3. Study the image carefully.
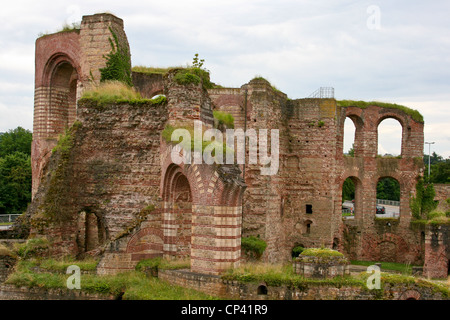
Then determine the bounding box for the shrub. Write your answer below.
[241,236,267,259]
[213,110,234,129]
[300,248,344,258]
[291,246,304,258]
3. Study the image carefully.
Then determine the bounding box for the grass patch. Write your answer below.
[135,257,190,272]
[132,65,176,75]
[350,260,419,274]
[80,81,166,107]
[13,238,49,259]
[6,259,217,300]
[337,100,424,123]
[300,248,344,258]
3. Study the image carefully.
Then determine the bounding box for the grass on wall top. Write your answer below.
[337,100,424,123]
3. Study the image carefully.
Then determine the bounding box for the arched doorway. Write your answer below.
[342,176,362,220]
[162,164,193,258]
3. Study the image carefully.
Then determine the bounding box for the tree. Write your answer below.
[377,178,400,201]
[0,151,32,215]
[0,126,33,216]
[0,127,32,158]
[342,178,355,202]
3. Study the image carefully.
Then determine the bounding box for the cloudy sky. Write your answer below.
[0,0,449,158]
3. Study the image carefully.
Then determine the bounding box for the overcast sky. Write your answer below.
[0,0,449,158]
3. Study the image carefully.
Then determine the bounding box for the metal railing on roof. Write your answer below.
[308,87,335,99]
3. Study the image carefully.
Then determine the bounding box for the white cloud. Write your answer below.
[0,0,449,158]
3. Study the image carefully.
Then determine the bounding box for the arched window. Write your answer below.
[376,177,400,219]
[342,176,362,220]
[343,117,356,156]
[377,118,402,157]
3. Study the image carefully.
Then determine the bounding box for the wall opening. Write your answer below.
[163,165,193,259]
[376,177,400,219]
[257,285,268,295]
[377,118,402,157]
[342,176,361,220]
[49,61,79,136]
[306,204,313,214]
[343,117,356,156]
[76,210,106,254]
[305,220,312,234]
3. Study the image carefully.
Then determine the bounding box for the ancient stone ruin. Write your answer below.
[3,12,448,279]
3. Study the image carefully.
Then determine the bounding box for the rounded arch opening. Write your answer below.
[343,117,356,156]
[376,177,400,219]
[342,176,362,220]
[48,59,79,136]
[377,118,403,157]
[162,164,193,259]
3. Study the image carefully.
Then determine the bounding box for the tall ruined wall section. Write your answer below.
[336,106,425,264]
[29,99,168,257]
[32,13,130,197]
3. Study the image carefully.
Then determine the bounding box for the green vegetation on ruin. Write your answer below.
[241,236,267,259]
[132,65,179,75]
[161,124,232,158]
[337,100,424,123]
[222,261,450,298]
[79,81,167,107]
[350,260,418,274]
[6,259,216,300]
[135,257,191,272]
[300,248,344,258]
[213,110,234,128]
[100,27,132,86]
[38,22,81,38]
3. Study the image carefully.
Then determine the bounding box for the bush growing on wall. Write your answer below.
[241,236,267,259]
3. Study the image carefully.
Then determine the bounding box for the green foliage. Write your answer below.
[192,53,204,68]
[0,151,32,215]
[350,260,416,274]
[14,238,49,259]
[342,177,355,202]
[6,260,215,300]
[0,127,32,157]
[100,27,132,86]
[410,177,438,220]
[377,177,400,201]
[291,246,305,258]
[173,67,214,89]
[300,248,344,258]
[241,236,267,259]
[424,153,450,184]
[337,100,424,123]
[213,110,234,129]
[80,81,166,108]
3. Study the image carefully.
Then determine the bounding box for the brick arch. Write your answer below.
[399,289,421,300]
[42,53,82,88]
[160,141,245,274]
[126,227,164,262]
